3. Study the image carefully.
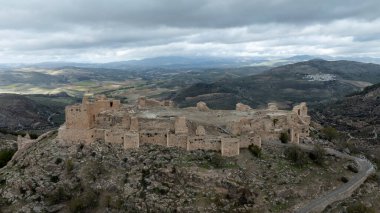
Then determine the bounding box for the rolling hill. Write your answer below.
[173,60,380,109]
[0,93,78,131]
[311,82,380,138]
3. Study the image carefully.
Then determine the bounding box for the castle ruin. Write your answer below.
[58,95,310,156]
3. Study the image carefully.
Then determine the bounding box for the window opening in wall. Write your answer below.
[298,109,301,115]
[110,101,113,107]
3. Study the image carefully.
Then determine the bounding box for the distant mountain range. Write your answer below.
[2,55,380,69]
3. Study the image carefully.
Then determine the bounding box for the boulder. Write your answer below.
[236,103,251,111]
[196,102,209,111]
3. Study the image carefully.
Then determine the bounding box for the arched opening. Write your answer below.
[110,101,113,107]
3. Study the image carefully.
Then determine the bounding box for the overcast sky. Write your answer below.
[1,0,380,63]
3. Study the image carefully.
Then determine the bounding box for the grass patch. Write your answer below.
[199,154,238,169]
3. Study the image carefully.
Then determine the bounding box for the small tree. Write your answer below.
[280,132,289,143]
[309,144,326,166]
[284,145,308,167]
[248,144,262,158]
[321,126,339,141]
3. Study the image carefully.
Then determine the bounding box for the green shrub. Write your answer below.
[248,144,262,158]
[47,186,71,205]
[321,126,339,141]
[279,132,289,143]
[209,154,227,169]
[284,146,308,167]
[50,175,59,183]
[309,144,326,165]
[69,188,98,213]
[66,159,74,173]
[347,202,376,213]
[29,133,39,139]
[55,158,63,165]
[0,149,16,168]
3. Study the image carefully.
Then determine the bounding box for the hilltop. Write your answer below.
[0,133,358,212]
[173,60,380,109]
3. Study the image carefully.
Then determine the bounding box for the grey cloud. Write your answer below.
[0,0,380,62]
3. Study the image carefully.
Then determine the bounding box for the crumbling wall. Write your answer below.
[65,105,90,129]
[167,133,188,149]
[196,101,209,111]
[139,118,173,131]
[267,103,278,111]
[65,96,121,130]
[175,117,188,134]
[187,136,221,151]
[236,103,251,111]
[130,117,139,132]
[105,129,124,145]
[196,125,206,136]
[139,131,167,146]
[57,127,95,144]
[137,96,174,109]
[240,134,262,148]
[124,132,139,149]
[221,138,240,156]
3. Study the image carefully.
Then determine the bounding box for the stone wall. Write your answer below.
[167,133,188,149]
[187,136,221,151]
[105,129,124,145]
[239,134,262,148]
[57,127,94,144]
[124,132,139,149]
[139,131,167,146]
[59,95,311,157]
[137,97,174,109]
[175,117,188,134]
[221,138,240,156]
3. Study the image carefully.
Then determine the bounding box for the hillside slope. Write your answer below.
[0,93,77,131]
[311,83,380,139]
[173,60,380,109]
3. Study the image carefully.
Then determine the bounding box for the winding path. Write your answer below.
[294,145,375,213]
[347,127,377,142]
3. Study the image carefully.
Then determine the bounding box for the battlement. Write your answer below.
[58,96,311,156]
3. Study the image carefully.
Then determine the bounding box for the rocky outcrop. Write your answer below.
[236,103,251,112]
[196,101,209,111]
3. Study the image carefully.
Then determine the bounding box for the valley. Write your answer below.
[0,59,379,212]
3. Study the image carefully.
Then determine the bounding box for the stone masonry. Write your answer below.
[58,95,310,156]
